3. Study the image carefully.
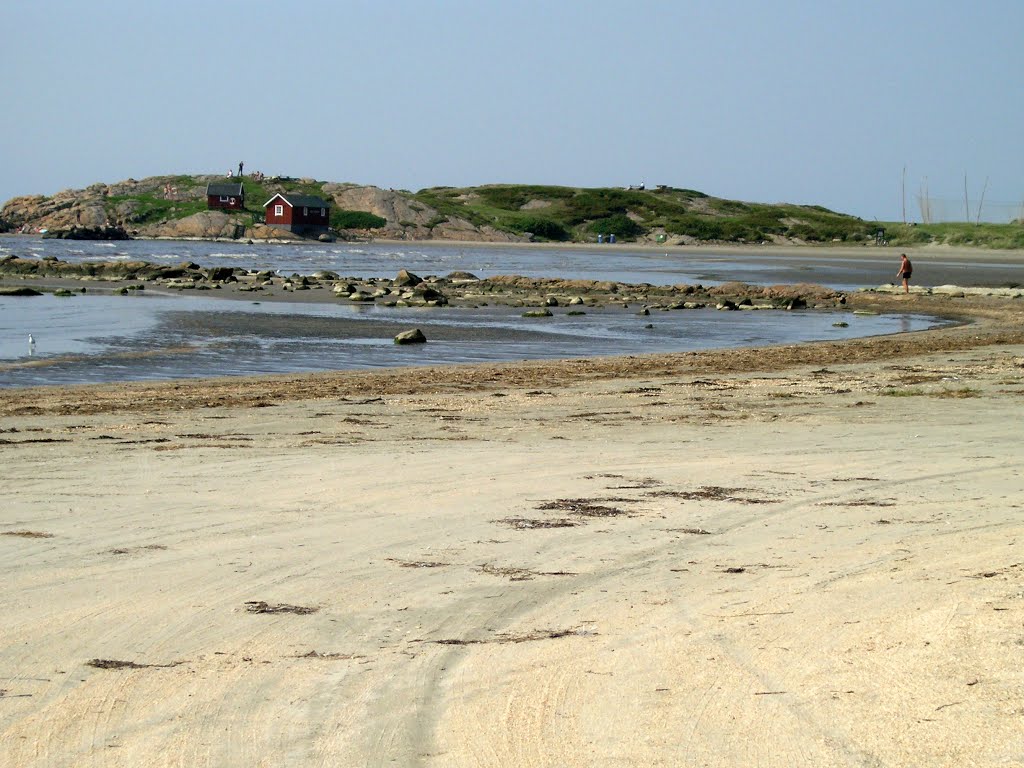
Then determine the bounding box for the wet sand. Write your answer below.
[1,264,1023,765]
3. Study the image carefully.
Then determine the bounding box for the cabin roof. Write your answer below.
[206,183,244,196]
[263,193,330,209]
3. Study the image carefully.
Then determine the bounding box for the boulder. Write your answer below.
[412,283,447,304]
[204,266,236,282]
[395,269,422,287]
[394,328,427,345]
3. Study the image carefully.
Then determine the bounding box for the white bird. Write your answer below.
[28,333,35,346]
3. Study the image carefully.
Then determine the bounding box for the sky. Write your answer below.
[3,0,1022,222]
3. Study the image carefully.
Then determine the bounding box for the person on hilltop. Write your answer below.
[897,253,913,294]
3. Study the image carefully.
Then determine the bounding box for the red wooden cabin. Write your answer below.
[206,183,245,211]
[263,193,331,235]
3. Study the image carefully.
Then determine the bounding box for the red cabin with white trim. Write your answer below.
[206,183,245,211]
[263,193,331,235]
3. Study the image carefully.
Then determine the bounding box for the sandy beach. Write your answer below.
[1,267,1023,765]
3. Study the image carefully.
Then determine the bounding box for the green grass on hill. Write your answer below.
[411,184,883,244]
[881,222,1024,249]
[103,193,208,225]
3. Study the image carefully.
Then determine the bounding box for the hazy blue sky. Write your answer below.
[3,0,1021,221]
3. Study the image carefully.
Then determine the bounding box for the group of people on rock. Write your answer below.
[226,162,265,182]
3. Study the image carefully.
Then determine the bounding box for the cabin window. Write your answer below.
[274,204,283,216]
[303,207,308,216]
[320,207,326,216]
[219,196,229,202]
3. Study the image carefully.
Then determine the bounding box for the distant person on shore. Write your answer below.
[897,253,913,294]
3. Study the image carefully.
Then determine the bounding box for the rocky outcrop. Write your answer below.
[0,286,44,296]
[326,185,526,243]
[42,225,131,240]
[0,256,219,282]
[137,211,243,240]
[1,193,110,232]
[248,223,302,241]
[2,177,527,243]
[328,185,426,233]
[432,217,523,243]
[0,176,215,234]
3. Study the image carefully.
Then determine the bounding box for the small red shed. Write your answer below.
[263,193,331,235]
[206,183,245,211]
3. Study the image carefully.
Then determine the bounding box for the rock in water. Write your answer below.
[41,225,131,240]
[394,328,427,345]
[395,269,422,287]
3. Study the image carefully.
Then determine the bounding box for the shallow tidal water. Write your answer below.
[0,237,955,387]
[0,290,939,388]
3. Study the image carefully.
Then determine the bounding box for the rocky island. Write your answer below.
[3,174,1021,248]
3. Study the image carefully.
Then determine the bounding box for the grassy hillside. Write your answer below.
[411,184,1024,247]
[877,222,1024,250]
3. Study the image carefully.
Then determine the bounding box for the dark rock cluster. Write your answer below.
[41,225,131,240]
[0,257,849,313]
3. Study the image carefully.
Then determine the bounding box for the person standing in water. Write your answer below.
[897,253,913,294]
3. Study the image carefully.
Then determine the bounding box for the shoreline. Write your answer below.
[1,288,1022,417]
[6,229,1024,263]
[2,245,1023,409]
[369,237,1024,264]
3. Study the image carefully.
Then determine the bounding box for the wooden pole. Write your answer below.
[964,174,970,222]
[976,177,989,225]
[902,166,907,224]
